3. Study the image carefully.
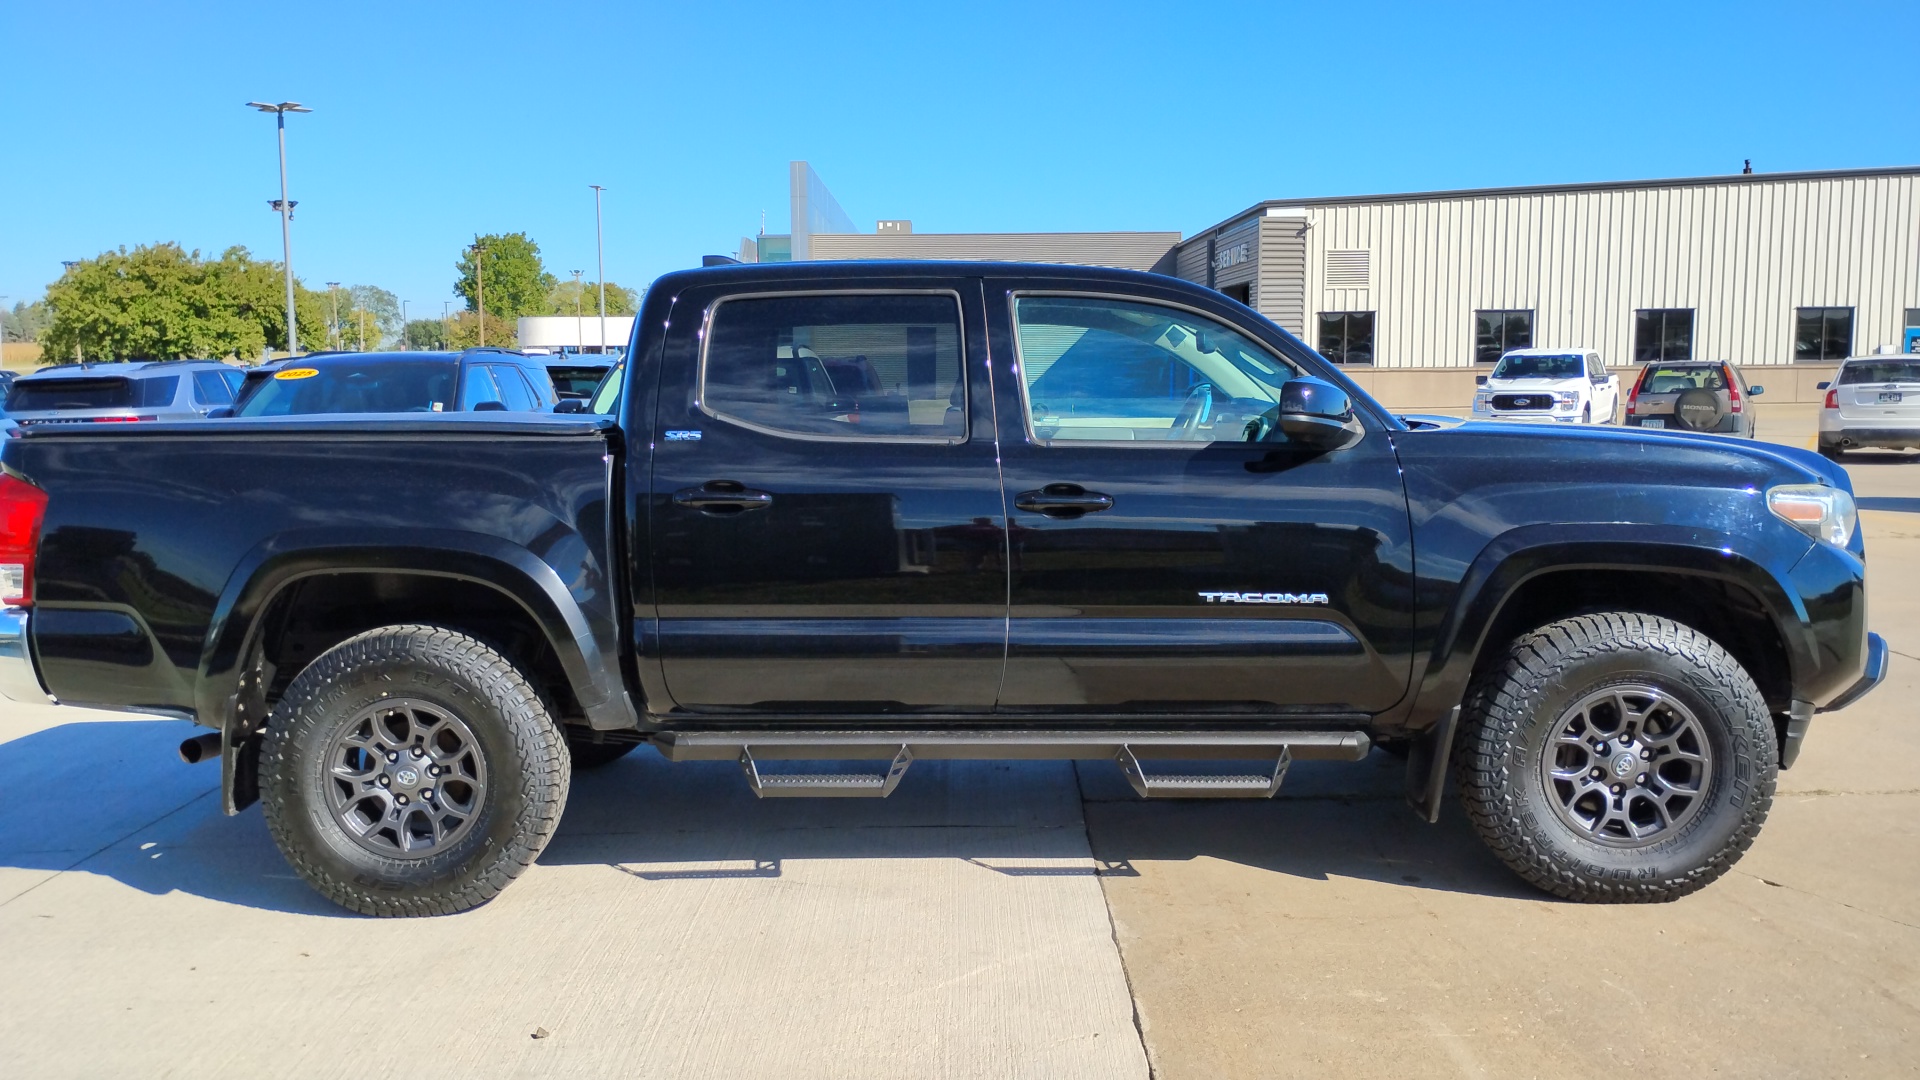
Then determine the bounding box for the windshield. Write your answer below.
[547,365,612,398]
[1839,361,1920,385]
[235,360,459,416]
[1491,354,1585,379]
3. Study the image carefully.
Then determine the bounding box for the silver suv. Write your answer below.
[6,361,245,427]
[1819,353,1920,458]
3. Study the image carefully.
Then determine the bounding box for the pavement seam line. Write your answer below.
[1073,759,1158,1080]
[1733,868,1920,933]
[0,786,217,909]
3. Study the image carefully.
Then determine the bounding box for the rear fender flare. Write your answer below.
[195,527,635,735]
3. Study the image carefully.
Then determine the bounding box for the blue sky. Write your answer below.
[2,0,1915,314]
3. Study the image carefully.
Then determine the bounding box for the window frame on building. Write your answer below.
[1794,307,1854,362]
[1316,310,1376,366]
[1633,308,1695,364]
[1473,309,1534,364]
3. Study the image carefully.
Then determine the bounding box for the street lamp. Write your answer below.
[469,239,487,348]
[400,300,409,351]
[570,270,583,352]
[590,185,607,355]
[442,301,452,351]
[325,282,340,350]
[245,101,311,357]
[60,262,81,364]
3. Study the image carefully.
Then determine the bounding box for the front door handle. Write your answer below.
[674,479,774,514]
[1015,483,1114,518]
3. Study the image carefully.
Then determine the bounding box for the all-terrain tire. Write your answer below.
[1455,612,1776,902]
[564,729,640,770]
[260,625,570,916]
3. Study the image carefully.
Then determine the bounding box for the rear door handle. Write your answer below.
[674,480,774,514]
[1015,483,1114,518]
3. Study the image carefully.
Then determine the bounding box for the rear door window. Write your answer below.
[487,365,536,411]
[192,371,235,406]
[702,293,966,440]
[459,365,503,410]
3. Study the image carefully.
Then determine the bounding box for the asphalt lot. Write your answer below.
[2,401,1914,1078]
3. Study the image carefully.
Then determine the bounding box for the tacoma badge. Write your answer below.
[1198,591,1331,605]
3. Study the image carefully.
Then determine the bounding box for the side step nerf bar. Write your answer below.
[654,730,1371,800]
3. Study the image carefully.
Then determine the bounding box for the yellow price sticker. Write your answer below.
[274,367,320,380]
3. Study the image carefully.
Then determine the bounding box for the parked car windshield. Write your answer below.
[546,364,613,399]
[1491,354,1584,379]
[235,360,459,416]
[1839,361,1920,385]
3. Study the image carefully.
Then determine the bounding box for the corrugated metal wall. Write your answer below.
[1255,217,1307,333]
[1175,172,1920,367]
[809,232,1181,272]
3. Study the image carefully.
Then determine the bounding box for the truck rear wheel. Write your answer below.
[1455,612,1775,902]
[260,625,570,916]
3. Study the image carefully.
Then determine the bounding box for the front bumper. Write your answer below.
[1822,631,1888,713]
[0,607,48,704]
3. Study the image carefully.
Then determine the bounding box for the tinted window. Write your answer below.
[458,366,503,410]
[236,361,459,416]
[1317,311,1375,365]
[220,369,244,396]
[488,365,536,411]
[1838,361,1920,384]
[1795,307,1853,362]
[703,293,965,439]
[136,375,180,407]
[1492,354,1585,379]
[1016,295,1300,445]
[547,365,610,398]
[1634,309,1694,363]
[192,370,234,406]
[1474,310,1533,364]
[7,378,131,411]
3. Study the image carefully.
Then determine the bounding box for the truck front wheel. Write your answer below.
[1455,612,1776,902]
[260,625,570,916]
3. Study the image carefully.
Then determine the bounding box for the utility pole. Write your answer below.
[400,300,409,351]
[326,282,340,349]
[590,185,607,355]
[245,102,311,357]
[60,262,81,364]
[359,309,366,352]
[571,270,583,352]
[442,301,452,351]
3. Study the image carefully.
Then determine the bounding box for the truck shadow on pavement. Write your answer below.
[0,717,1537,916]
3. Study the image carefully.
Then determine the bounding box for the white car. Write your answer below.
[1818,350,1920,458]
[1471,348,1620,425]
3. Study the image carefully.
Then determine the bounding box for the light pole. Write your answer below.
[60,262,81,364]
[400,300,409,351]
[470,239,487,348]
[325,282,340,350]
[570,270,583,352]
[590,185,607,355]
[245,102,311,357]
[442,301,452,351]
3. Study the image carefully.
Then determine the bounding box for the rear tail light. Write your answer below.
[1626,376,1641,415]
[1725,366,1742,413]
[93,415,152,423]
[1824,387,1839,409]
[0,474,49,607]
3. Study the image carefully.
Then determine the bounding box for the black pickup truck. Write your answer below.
[0,262,1886,915]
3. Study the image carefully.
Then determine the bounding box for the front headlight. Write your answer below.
[1768,484,1857,546]
[1553,391,1580,408]
[1473,393,1492,409]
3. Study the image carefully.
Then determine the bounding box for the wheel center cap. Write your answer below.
[392,765,421,788]
[1609,752,1639,780]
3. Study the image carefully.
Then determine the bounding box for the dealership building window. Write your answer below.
[1633,308,1694,363]
[1795,307,1854,361]
[1317,311,1375,365]
[1474,309,1533,363]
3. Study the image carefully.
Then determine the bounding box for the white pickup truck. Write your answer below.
[1471,348,1619,425]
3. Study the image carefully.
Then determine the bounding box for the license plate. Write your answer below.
[1642,418,1665,428]
[1878,391,1903,403]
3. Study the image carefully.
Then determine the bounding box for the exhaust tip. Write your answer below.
[179,732,221,765]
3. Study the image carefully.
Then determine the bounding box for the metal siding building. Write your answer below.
[1173,167,1920,367]
[809,231,1182,271]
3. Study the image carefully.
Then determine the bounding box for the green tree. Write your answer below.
[546,278,637,318]
[404,318,447,350]
[454,233,554,322]
[349,285,400,344]
[2,300,51,343]
[42,243,327,362]
[443,310,516,349]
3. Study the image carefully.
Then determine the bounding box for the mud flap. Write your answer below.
[1404,705,1461,824]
